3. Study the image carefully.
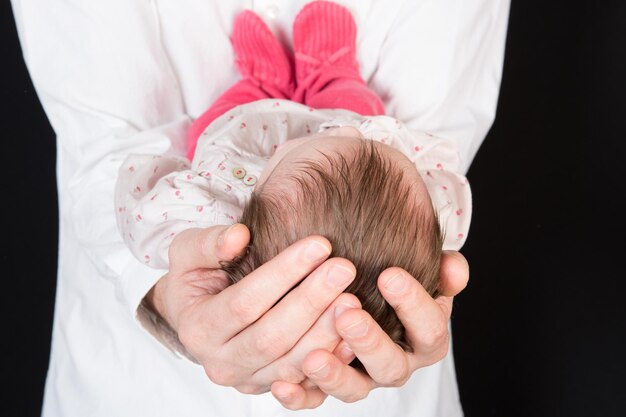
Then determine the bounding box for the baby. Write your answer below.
[115,1,471,366]
[221,127,445,358]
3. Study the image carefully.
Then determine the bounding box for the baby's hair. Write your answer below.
[222,139,443,369]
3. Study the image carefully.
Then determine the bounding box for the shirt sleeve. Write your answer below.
[9,0,198,333]
[67,120,193,319]
[372,0,509,173]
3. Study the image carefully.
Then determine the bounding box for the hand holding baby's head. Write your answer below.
[222,129,443,370]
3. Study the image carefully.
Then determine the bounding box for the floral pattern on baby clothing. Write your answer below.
[115,99,471,269]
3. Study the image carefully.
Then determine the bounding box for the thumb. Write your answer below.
[438,250,469,297]
[168,224,250,274]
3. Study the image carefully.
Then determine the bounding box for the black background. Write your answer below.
[1,1,625,416]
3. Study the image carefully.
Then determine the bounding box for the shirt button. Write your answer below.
[232,167,246,179]
[243,175,257,186]
[265,4,279,19]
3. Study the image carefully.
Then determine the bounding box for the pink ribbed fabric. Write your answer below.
[292,0,384,115]
[186,10,295,159]
[232,10,295,96]
[187,2,385,159]
[292,0,358,81]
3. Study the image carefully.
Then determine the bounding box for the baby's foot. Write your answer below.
[292,0,359,83]
[231,10,294,95]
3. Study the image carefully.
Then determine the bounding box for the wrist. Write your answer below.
[144,275,176,331]
[138,277,199,363]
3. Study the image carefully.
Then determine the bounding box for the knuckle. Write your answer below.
[254,331,288,359]
[236,384,266,395]
[202,316,220,335]
[177,322,202,352]
[353,329,381,354]
[277,363,306,384]
[300,287,327,314]
[253,332,272,353]
[420,340,450,368]
[380,362,409,386]
[228,294,257,324]
[419,322,448,350]
[318,363,343,389]
[431,334,451,363]
[342,390,368,404]
[205,364,237,386]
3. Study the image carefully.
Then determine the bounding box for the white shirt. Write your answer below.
[10,0,510,416]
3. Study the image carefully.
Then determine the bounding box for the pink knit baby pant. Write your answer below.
[186,74,385,160]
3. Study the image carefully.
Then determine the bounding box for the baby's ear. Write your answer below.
[327,126,363,138]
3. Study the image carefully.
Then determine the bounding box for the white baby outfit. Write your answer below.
[115,99,472,270]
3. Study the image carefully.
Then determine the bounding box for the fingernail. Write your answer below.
[384,273,407,294]
[339,345,354,362]
[334,302,357,319]
[342,319,369,339]
[303,240,331,262]
[327,264,355,288]
[275,392,292,402]
[308,362,330,379]
[217,224,237,248]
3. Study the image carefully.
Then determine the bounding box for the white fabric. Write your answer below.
[116,100,472,270]
[10,0,509,416]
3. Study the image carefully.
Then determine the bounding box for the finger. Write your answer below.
[438,250,469,297]
[300,378,318,391]
[332,341,357,365]
[271,337,365,407]
[168,224,250,273]
[302,349,374,403]
[335,307,411,386]
[378,267,450,368]
[251,292,361,385]
[226,257,356,371]
[302,343,356,390]
[271,381,327,410]
[202,236,332,344]
[435,295,454,322]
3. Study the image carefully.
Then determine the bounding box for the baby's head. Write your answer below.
[222,127,443,365]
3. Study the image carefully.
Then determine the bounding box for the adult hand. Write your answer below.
[270,250,470,409]
[146,224,359,394]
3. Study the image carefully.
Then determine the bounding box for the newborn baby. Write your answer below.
[116,106,471,361]
[221,124,445,356]
[114,1,471,367]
